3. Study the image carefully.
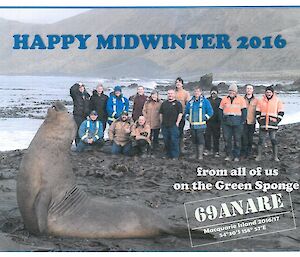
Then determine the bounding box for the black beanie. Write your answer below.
[265,86,274,93]
[210,86,219,93]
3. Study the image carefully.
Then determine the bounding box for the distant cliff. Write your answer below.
[1,8,300,78]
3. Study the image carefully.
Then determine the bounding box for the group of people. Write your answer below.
[70,77,284,162]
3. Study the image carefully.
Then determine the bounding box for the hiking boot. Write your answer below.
[273,145,280,162]
[193,145,199,159]
[203,150,209,156]
[214,152,220,158]
[198,145,204,160]
[255,145,262,161]
[180,139,186,154]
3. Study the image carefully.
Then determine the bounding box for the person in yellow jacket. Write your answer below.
[255,86,284,162]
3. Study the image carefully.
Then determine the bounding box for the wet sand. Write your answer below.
[0,123,299,251]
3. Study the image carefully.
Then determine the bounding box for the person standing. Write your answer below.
[174,77,190,153]
[159,89,183,160]
[89,83,109,132]
[142,90,162,148]
[70,82,90,146]
[185,87,213,160]
[132,86,148,122]
[106,86,129,125]
[205,86,222,157]
[241,84,258,159]
[255,86,284,162]
[219,84,247,162]
[76,110,104,152]
[109,111,133,156]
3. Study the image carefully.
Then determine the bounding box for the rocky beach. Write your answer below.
[0,122,299,251]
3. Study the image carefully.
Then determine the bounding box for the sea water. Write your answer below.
[0,75,299,151]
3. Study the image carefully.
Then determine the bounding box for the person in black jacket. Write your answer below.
[205,86,222,157]
[70,82,90,146]
[89,83,109,132]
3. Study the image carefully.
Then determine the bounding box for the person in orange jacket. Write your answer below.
[255,86,284,162]
[219,83,247,162]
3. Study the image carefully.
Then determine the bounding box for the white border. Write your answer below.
[0,0,299,7]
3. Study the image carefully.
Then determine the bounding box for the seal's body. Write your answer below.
[17,102,172,238]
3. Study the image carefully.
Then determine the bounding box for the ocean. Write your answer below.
[0,75,299,151]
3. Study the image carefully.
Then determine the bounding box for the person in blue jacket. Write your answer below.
[76,110,104,152]
[106,86,129,125]
[185,87,213,160]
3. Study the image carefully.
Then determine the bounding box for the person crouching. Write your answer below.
[185,87,213,160]
[131,116,151,157]
[109,111,133,156]
[76,110,103,152]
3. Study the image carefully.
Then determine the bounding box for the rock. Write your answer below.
[293,78,300,85]
[199,73,213,90]
[127,83,139,89]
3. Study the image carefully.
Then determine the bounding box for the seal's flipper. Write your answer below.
[33,189,51,234]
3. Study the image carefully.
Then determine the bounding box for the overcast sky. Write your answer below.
[0,9,90,24]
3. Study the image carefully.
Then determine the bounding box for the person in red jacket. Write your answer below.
[255,86,284,162]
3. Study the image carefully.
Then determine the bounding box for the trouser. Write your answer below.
[76,139,103,152]
[74,115,86,146]
[223,124,243,158]
[112,141,132,156]
[258,129,277,146]
[191,128,205,145]
[241,124,256,156]
[161,125,180,158]
[178,119,185,138]
[132,139,150,155]
[100,119,107,133]
[205,122,221,152]
[150,128,160,145]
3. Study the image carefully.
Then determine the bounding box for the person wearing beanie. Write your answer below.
[76,110,104,152]
[205,86,222,157]
[70,82,91,146]
[219,83,247,162]
[132,86,148,122]
[228,83,238,92]
[89,83,109,132]
[174,77,190,154]
[106,85,129,125]
[142,90,162,149]
[241,84,258,159]
[255,85,284,162]
[109,110,133,156]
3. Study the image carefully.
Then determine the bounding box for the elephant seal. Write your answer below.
[17,102,210,239]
